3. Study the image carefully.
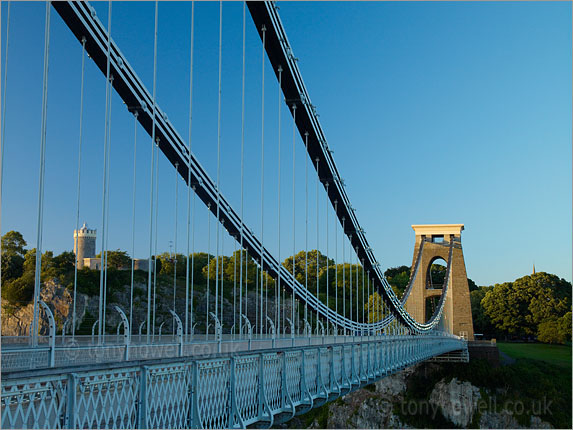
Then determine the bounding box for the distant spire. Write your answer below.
[532,263,536,274]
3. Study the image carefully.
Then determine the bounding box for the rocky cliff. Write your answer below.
[1,279,91,336]
[278,362,555,429]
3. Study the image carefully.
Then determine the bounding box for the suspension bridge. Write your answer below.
[1,1,472,428]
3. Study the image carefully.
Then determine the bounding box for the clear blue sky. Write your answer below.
[1,1,571,286]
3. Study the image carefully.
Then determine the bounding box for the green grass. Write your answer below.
[497,342,572,369]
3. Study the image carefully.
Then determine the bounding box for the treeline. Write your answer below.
[1,231,373,323]
[471,272,571,344]
[3,230,571,343]
[2,231,77,307]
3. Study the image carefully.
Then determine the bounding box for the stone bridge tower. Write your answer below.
[405,224,474,340]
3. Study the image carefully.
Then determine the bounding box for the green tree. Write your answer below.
[428,263,446,288]
[77,267,100,296]
[188,252,213,285]
[1,253,24,281]
[52,251,76,272]
[204,255,232,282]
[482,273,571,337]
[385,266,410,298]
[558,311,572,342]
[1,271,34,304]
[98,250,131,270]
[43,251,75,279]
[367,291,384,323]
[158,252,187,276]
[537,319,566,344]
[470,286,494,335]
[1,230,27,257]
[1,231,27,283]
[282,250,333,289]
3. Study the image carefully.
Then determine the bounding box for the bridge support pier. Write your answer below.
[405,224,475,340]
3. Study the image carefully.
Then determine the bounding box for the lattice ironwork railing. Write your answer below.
[2,334,466,429]
[3,333,431,373]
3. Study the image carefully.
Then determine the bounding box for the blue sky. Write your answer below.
[1,1,571,286]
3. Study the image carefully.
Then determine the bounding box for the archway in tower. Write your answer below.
[425,257,447,323]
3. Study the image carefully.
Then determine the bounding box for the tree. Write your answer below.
[467,278,479,292]
[1,271,34,304]
[367,291,384,323]
[384,265,410,280]
[158,252,187,276]
[188,252,213,285]
[52,251,76,272]
[1,231,27,257]
[385,266,410,298]
[470,286,494,335]
[96,250,131,270]
[558,311,572,342]
[1,231,27,283]
[1,253,24,281]
[204,255,232,282]
[282,250,333,289]
[537,319,566,344]
[428,263,446,288]
[482,273,571,337]
[43,251,75,279]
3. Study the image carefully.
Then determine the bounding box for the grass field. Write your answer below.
[497,341,572,369]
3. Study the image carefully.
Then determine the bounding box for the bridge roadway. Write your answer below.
[1,333,467,429]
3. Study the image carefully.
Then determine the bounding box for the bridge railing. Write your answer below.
[2,333,419,372]
[1,334,466,429]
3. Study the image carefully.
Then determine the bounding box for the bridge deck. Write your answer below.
[1,334,466,429]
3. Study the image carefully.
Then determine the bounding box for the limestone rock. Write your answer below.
[1,279,87,336]
[374,367,409,399]
[479,410,521,429]
[326,367,413,429]
[429,377,481,428]
[529,415,553,429]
